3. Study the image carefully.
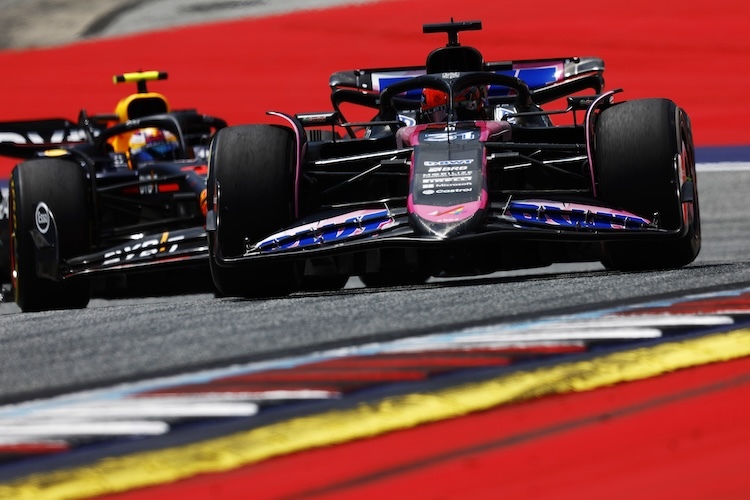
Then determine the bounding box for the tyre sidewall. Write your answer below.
[594,99,700,270]
[207,124,300,297]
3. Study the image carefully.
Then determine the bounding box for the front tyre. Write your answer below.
[207,124,301,298]
[594,98,700,271]
[10,159,91,312]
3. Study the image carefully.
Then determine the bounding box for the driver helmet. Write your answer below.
[419,86,488,123]
[128,128,179,163]
[420,88,449,123]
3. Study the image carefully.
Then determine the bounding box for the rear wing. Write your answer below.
[0,118,89,159]
[329,56,605,105]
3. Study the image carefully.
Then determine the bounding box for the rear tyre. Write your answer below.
[207,124,301,298]
[594,98,700,271]
[10,159,91,312]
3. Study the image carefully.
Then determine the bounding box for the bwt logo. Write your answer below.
[424,159,474,166]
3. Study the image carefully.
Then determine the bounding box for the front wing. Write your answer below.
[33,226,209,280]
[214,199,686,266]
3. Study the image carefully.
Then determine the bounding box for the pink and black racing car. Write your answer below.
[206,19,700,298]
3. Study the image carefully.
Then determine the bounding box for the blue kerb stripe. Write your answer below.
[695,145,750,163]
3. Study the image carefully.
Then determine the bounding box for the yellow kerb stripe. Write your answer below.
[4,329,750,500]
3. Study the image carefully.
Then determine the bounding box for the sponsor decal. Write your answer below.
[397,114,417,127]
[423,174,472,180]
[139,172,157,195]
[0,129,88,145]
[412,138,482,204]
[424,160,474,167]
[103,232,186,265]
[364,64,562,96]
[421,131,477,142]
[298,113,333,123]
[111,153,129,168]
[429,206,466,216]
[434,188,472,194]
[493,106,514,121]
[499,64,563,89]
[420,166,474,196]
[35,202,50,234]
[371,69,425,92]
[507,201,650,229]
[256,209,394,252]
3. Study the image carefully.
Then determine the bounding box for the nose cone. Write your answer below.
[407,129,487,238]
[408,199,486,238]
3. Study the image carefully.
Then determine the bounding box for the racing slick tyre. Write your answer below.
[10,158,91,312]
[207,124,301,298]
[594,98,700,271]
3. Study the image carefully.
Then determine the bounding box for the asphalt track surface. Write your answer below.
[0,164,748,399]
[1,1,750,498]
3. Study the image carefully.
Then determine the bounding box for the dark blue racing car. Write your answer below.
[1,71,226,311]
